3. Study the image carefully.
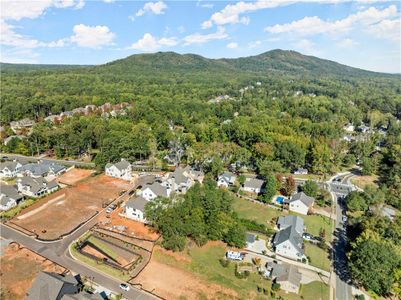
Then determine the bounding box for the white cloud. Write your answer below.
[248,40,262,49]
[368,18,400,42]
[132,1,167,20]
[227,42,238,49]
[130,33,177,52]
[0,0,84,21]
[47,38,68,48]
[202,0,397,29]
[336,38,358,48]
[265,5,399,39]
[70,24,115,48]
[103,0,115,2]
[0,20,43,48]
[293,39,319,55]
[183,27,228,45]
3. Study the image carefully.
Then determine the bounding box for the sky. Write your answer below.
[1,0,400,73]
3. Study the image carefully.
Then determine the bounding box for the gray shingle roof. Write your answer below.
[18,176,56,194]
[243,177,264,189]
[273,225,304,255]
[0,184,23,201]
[268,262,301,286]
[277,216,304,235]
[106,159,131,172]
[126,196,148,212]
[146,182,169,197]
[26,272,79,300]
[289,192,315,207]
[0,161,20,172]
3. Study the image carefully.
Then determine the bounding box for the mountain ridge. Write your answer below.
[1,49,399,78]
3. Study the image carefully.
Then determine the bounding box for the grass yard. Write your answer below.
[291,212,333,240]
[87,236,119,261]
[304,242,331,272]
[153,242,327,299]
[351,175,379,189]
[70,243,130,281]
[233,197,333,240]
[232,197,282,227]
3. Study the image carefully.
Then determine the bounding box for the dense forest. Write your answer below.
[1,50,401,297]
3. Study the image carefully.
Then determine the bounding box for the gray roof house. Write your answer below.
[217,172,237,187]
[266,262,302,294]
[20,161,66,177]
[286,192,315,215]
[126,196,148,212]
[124,196,149,223]
[105,159,132,181]
[277,216,304,235]
[0,161,23,177]
[26,271,79,300]
[141,182,170,201]
[0,184,23,202]
[17,176,58,198]
[273,225,304,260]
[241,177,265,194]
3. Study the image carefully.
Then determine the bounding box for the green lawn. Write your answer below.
[155,243,328,299]
[291,212,333,240]
[233,197,333,240]
[232,197,282,227]
[87,236,119,261]
[304,242,331,272]
[70,242,130,281]
[0,199,36,219]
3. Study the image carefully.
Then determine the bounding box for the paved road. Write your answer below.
[0,175,158,300]
[329,176,353,300]
[0,153,96,168]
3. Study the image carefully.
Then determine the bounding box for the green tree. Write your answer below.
[301,180,318,198]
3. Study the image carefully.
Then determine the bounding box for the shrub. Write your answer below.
[219,258,230,267]
[272,282,281,291]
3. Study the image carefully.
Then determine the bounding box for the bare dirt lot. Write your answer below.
[132,245,237,300]
[98,207,159,241]
[10,175,132,240]
[57,168,95,185]
[0,242,66,300]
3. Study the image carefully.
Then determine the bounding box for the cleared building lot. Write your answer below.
[10,175,132,240]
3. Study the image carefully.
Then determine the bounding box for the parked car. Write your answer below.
[119,283,130,291]
[302,233,313,241]
[106,207,113,213]
[119,190,126,196]
[342,215,348,223]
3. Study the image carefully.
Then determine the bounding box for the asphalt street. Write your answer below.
[0,175,158,300]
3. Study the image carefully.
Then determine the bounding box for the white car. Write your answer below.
[119,283,130,291]
[342,215,348,223]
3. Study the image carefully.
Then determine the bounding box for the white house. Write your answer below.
[293,168,308,175]
[162,166,204,194]
[0,185,23,211]
[272,226,305,261]
[124,196,148,223]
[217,172,237,188]
[141,182,171,201]
[105,159,132,181]
[16,176,58,198]
[20,161,66,178]
[286,192,315,215]
[241,177,264,194]
[0,161,23,178]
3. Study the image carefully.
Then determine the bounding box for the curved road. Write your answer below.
[0,175,158,300]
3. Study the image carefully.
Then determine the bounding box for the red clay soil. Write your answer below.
[11,175,132,240]
[57,168,94,185]
[81,244,109,261]
[0,243,66,300]
[98,207,159,241]
[132,258,238,300]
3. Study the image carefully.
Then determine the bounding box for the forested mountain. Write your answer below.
[1,50,400,123]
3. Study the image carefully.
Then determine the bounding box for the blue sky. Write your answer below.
[1,0,400,73]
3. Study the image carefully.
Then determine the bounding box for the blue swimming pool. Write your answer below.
[276,196,284,204]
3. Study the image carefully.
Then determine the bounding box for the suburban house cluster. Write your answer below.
[105,162,204,223]
[0,159,66,211]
